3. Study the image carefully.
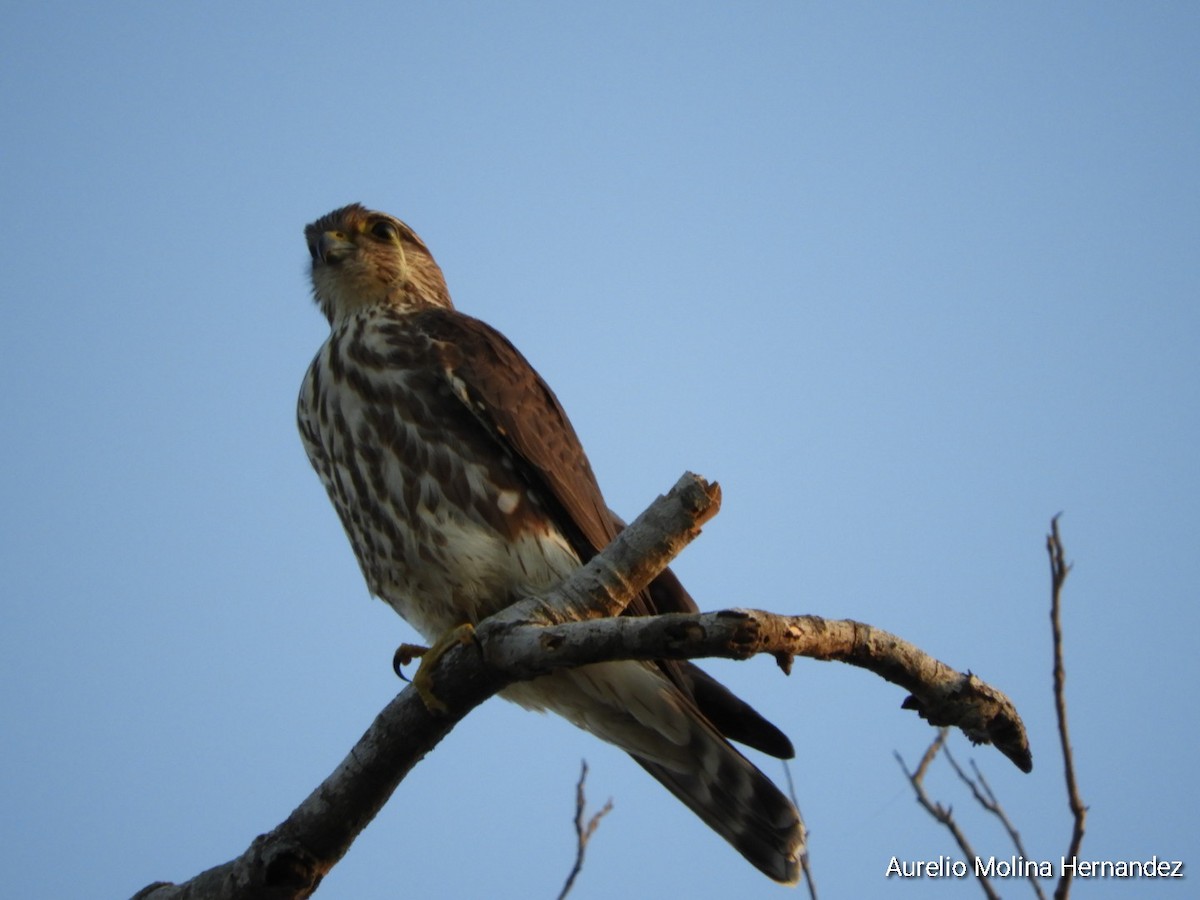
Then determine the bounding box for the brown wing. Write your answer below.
[417,308,793,759]
[415,309,619,556]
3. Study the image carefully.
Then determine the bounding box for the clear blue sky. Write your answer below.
[2,3,1196,898]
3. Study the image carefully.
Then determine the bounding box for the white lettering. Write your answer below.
[884,856,969,878]
[1061,856,1186,878]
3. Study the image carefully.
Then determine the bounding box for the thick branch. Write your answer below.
[133,473,718,900]
[479,609,1031,773]
[501,471,722,627]
[134,472,1031,899]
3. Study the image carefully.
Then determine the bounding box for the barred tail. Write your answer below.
[502,661,804,883]
[632,737,804,884]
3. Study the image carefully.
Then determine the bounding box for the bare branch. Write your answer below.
[943,746,1046,900]
[897,733,1000,900]
[893,516,1082,900]
[1048,515,1086,900]
[799,853,819,900]
[780,765,819,900]
[556,761,613,900]
[481,610,1032,772]
[133,473,1031,898]
[132,473,718,900]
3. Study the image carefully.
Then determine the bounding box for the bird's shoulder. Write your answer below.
[370,307,618,555]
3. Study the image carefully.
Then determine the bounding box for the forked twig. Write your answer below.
[897,516,1086,900]
[896,731,1000,900]
[943,745,1046,900]
[556,761,613,900]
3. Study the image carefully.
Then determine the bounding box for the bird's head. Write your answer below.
[305,203,453,324]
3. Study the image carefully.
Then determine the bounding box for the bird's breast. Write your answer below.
[298,320,581,640]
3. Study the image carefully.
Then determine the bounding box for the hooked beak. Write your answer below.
[313,231,356,265]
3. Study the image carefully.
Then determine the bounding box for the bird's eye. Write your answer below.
[370,220,399,241]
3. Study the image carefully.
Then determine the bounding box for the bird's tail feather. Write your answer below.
[632,736,804,884]
[501,661,804,883]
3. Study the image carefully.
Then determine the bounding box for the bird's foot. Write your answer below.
[392,623,476,715]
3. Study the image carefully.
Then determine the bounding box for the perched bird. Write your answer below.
[297,203,804,882]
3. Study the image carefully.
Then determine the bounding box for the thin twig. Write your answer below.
[943,745,1046,900]
[557,761,613,900]
[896,731,1000,900]
[780,762,818,900]
[799,853,818,900]
[1048,516,1086,900]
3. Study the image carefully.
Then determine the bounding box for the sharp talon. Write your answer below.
[408,624,476,715]
[393,642,429,681]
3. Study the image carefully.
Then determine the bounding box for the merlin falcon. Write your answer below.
[297,203,804,882]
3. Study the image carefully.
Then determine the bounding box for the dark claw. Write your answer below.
[392,642,428,681]
[392,645,413,681]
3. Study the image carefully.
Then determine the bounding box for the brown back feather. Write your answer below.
[411,308,793,759]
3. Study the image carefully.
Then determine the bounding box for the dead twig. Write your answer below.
[942,746,1046,900]
[799,850,818,900]
[896,515,1086,900]
[556,761,613,900]
[1049,516,1086,900]
[896,731,999,900]
[780,764,818,900]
